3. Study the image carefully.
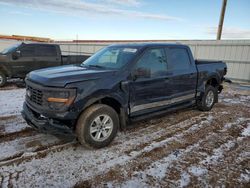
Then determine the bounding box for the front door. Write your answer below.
[10,44,37,77]
[129,47,171,116]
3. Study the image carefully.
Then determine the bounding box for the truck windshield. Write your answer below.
[82,47,139,69]
[0,43,21,54]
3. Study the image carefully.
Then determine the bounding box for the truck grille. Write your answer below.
[27,85,43,106]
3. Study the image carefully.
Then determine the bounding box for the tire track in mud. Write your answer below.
[0,127,36,144]
[0,109,210,187]
[73,110,249,187]
[136,116,250,187]
[0,141,77,168]
[0,133,76,167]
[0,110,204,169]
[195,122,250,187]
[161,119,250,187]
[1,89,249,187]
[0,115,36,144]
[74,118,216,186]
[121,113,209,155]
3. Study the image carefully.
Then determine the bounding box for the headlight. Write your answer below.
[46,89,76,110]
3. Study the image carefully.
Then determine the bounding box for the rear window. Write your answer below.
[166,48,191,71]
[36,45,57,56]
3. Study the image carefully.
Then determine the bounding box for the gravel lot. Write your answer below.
[0,83,249,188]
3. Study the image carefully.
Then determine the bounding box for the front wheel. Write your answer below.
[0,71,7,87]
[197,85,217,111]
[76,104,119,149]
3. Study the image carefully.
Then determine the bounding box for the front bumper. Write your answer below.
[22,102,75,136]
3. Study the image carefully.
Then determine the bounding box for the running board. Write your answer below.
[130,100,196,123]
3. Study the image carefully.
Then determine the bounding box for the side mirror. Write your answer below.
[12,50,21,60]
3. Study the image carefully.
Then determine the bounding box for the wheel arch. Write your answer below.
[79,95,128,130]
[206,76,220,88]
[197,74,220,103]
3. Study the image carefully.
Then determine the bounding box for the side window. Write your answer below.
[36,45,57,57]
[134,48,167,79]
[167,48,191,71]
[20,45,35,57]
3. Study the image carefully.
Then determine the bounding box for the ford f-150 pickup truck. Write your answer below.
[0,43,90,87]
[22,43,227,148]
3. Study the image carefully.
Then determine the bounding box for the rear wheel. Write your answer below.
[0,71,7,87]
[76,104,119,148]
[197,85,217,111]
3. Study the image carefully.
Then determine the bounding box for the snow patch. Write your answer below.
[202,140,235,165]
[241,123,250,137]
[0,89,25,117]
[238,171,250,183]
[224,123,232,129]
[146,152,178,179]
[178,171,190,187]
[188,166,208,177]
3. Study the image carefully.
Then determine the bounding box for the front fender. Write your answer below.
[74,89,129,129]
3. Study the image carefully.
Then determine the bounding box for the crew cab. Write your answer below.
[0,43,90,87]
[22,43,227,148]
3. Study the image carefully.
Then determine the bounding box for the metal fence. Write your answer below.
[0,39,249,82]
[183,40,250,82]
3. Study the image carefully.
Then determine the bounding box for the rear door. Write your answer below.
[35,45,61,69]
[165,47,197,104]
[129,47,171,116]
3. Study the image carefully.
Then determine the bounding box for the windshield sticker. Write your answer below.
[123,48,137,53]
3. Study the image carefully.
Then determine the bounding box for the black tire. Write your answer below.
[197,85,217,111]
[76,104,119,149]
[0,71,7,87]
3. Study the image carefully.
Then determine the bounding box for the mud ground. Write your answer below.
[0,83,249,187]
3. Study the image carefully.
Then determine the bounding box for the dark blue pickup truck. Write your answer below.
[22,43,227,148]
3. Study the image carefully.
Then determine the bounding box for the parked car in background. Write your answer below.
[0,43,90,87]
[22,43,227,148]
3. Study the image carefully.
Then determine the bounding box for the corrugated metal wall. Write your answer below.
[1,39,249,82]
[182,40,250,82]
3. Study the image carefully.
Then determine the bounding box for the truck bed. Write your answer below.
[196,59,227,89]
[195,60,224,65]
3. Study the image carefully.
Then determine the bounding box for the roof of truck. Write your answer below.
[109,43,188,48]
[21,42,59,46]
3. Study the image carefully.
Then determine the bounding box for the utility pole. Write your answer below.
[217,0,227,40]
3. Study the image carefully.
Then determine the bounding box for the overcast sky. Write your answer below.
[0,0,249,40]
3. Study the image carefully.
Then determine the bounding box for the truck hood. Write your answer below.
[27,65,116,87]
